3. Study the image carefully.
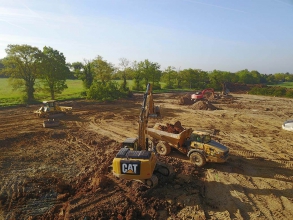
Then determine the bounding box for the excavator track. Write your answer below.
[145,175,159,187]
[155,161,174,177]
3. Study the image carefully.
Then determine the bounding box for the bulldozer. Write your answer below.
[34,100,72,118]
[111,83,173,187]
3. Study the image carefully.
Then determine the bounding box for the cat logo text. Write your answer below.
[120,160,141,175]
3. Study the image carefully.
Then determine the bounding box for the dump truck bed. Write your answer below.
[147,124,193,147]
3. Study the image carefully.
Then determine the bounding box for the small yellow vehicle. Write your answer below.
[34,100,72,118]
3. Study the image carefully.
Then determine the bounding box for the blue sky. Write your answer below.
[0,0,293,74]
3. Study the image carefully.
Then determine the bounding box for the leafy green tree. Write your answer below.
[274,72,289,83]
[0,59,5,78]
[118,57,131,91]
[259,74,268,84]
[132,60,144,90]
[195,69,209,89]
[72,60,94,89]
[71,61,83,77]
[137,59,161,89]
[92,55,114,83]
[1,44,42,103]
[161,66,177,89]
[236,69,261,84]
[250,70,261,84]
[274,73,285,82]
[266,74,277,84]
[208,70,235,91]
[180,68,207,89]
[284,72,293,82]
[40,46,70,99]
[176,68,183,89]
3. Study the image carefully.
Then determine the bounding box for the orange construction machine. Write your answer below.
[191,88,214,102]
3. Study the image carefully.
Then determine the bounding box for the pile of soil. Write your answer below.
[189,100,218,110]
[155,121,185,134]
[178,93,194,105]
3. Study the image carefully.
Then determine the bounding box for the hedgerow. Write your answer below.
[249,86,293,98]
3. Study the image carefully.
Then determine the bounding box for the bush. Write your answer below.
[162,83,174,89]
[87,81,129,101]
[249,86,290,97]
[152,83,161,90]
[285,89,293,98]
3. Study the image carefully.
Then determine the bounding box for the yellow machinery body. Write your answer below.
[112,148,157,180]
[34,100,72,118]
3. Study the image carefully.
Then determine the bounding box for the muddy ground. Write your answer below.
[0,92,293,219]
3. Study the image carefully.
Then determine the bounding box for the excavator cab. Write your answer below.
[122,138,140,150]
[146,85,161,118]
[190,131,211,144]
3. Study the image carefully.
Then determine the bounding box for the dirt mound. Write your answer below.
[155,121,185,134]
[189,100,218,110]
[178,93,194,105]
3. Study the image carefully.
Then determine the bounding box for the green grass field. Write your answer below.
[0,78,84,106]
[275,82,293,88]
[0,79,149,106]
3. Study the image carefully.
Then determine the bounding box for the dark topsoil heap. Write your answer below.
[189,100,218,110]
[155,121,185,134]
[178,93,194,105]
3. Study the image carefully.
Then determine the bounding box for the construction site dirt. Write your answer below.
[1,92,293,219]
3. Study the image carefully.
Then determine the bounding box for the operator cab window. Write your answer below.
[190,134,202,142]
[202,135,211,143]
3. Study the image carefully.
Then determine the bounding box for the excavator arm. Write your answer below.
[137,83,150,150]
[138,83,161,150]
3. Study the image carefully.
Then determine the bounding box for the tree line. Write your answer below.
[1,44,293,103]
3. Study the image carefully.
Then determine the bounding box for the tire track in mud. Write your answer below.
[230,150,259,158]
[272,160,293,168]
[1,175,58,218]
[86,113,138,142]
[230,150,293,169]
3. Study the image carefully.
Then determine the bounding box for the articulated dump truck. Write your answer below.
[147,123,229,167]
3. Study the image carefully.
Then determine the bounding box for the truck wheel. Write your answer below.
[156,141,171,155]
[189,152,206,167]
[145,175,158,187]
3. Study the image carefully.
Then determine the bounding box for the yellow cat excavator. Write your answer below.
[111,83,173,187]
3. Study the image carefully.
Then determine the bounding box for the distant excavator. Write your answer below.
[110,83,173,187]
[191,88,214,102]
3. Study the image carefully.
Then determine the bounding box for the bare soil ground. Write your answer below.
[1,92,293,220]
